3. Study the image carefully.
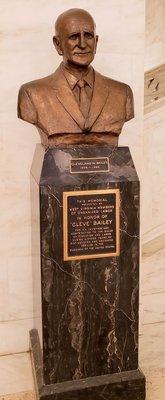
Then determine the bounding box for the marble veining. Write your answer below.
[31,144,140,387]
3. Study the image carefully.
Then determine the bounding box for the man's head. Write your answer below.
[53,8,98,67]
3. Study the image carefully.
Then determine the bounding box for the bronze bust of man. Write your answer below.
[18,8,134,147]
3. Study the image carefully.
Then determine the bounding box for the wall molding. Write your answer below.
[144,63,165,114]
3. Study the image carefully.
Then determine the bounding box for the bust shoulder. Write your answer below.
[95,70,132,96]
[19,73,55,94]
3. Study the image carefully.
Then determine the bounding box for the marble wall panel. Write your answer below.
[0,0,145,354]
[8,257,33,320]
[141,249,165,295]
[0,319,34,355]
[145,0,165,70]
[0,182,31,258]
[142,106,165,242]
[141,292,165,325]
[0,261,9,322]
[144,0,165,242]
[139,322,165,368]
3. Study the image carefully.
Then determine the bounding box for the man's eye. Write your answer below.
[84,32,93,39]
[69,34,78,40]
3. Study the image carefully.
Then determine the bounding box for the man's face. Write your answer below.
[54,14,98,67]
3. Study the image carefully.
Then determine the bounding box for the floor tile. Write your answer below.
[0,353,34,396]
[143,368,165,400]
[0,392,35,400]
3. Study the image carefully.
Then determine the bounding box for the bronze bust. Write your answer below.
[17,8,134,147]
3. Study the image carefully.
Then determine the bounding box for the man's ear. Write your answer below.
[53,36,63,56]
[95,35,99,53]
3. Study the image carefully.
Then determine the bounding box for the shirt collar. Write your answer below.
[61,63,94,90]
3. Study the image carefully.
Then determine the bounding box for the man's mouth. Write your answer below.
[74,52,91,55]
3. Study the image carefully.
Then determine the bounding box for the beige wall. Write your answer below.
[0,0,147,354]
[145,0,165,70]
[142,107,165,243]
[142,0,165,243]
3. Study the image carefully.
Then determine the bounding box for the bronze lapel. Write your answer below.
[85,71,109,130]
[51,67,85,130]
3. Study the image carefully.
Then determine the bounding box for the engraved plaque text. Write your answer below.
[70,157,109,173]
[63,189,120,261]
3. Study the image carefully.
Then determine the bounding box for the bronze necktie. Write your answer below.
[77,79,90,119]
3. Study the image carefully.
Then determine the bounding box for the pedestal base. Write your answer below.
[30,329,146,400]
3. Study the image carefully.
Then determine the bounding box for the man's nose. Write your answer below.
[79,33,86,48]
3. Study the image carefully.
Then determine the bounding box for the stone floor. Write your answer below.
[0,247,164,400]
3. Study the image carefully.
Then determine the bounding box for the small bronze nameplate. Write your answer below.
[63,189,120,261]
[70,157,109,173]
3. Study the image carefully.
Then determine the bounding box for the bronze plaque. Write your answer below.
[70,157,109,173]
[63,189,120,261]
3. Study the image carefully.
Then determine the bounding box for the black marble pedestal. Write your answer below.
[30,144,145,399]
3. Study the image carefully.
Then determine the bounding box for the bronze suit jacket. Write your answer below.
[18,65,134,146]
